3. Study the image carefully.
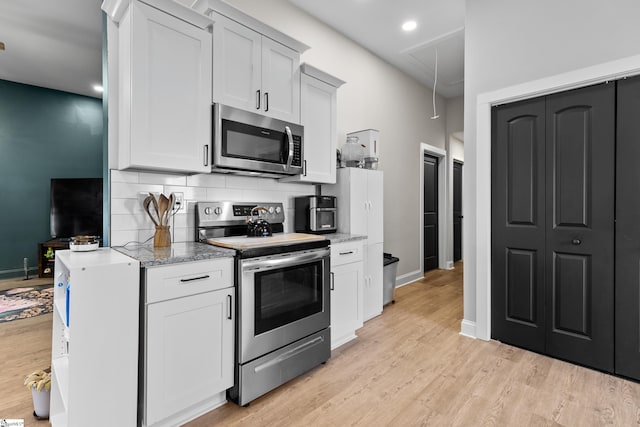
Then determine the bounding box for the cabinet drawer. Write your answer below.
[331,241,364,267]
[146,258,234,303]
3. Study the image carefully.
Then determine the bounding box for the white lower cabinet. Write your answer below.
[330,240,364,349]
[363,242,384,321]
[50,249,140,427]
[143,258,234,427]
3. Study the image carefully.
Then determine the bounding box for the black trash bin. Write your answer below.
[383,253,399,305]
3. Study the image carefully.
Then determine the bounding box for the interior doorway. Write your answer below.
[453,161,463,262]
[423,154,439,272]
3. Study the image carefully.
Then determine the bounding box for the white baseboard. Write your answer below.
[395,269,423,288]
[459,319,477,339]
[446,261,454,270]
[0,267,39,280]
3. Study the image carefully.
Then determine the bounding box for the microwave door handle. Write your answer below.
[285,125,294,170]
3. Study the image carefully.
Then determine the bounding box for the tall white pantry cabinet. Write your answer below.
[323,168,384,321]
[50,249,140,427]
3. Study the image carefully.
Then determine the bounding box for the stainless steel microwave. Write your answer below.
[211,103,304,177]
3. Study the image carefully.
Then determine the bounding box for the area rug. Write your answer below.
[0,284,53,323]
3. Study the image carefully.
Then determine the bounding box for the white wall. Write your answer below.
[464,0,640,338]
[445,95,464,142]
[450,137,463,162]
[220,0,447,282]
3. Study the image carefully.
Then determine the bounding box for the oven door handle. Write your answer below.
[241,248,329,272]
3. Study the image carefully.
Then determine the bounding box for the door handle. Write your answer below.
[227,294,232,319]
[285,126,294,171]
[256,90,261,109]
[572,239,582,245]
[330,272,335,291]
[264,92,269,112]
[203,145,209,166]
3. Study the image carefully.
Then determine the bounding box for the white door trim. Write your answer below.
[419,143,449,272]
[473,54,640,341]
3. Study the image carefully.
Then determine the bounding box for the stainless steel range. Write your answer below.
[196,201,331,406]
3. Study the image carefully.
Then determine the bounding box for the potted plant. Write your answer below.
[24,368,51,419]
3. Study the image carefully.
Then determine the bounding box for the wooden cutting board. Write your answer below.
[206,233,326,250]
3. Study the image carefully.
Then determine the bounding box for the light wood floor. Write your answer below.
[189,264,640,427]
[0,278,52,426]
[2,266,640,426]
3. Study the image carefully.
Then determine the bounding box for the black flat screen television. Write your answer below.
[50,178,103,239]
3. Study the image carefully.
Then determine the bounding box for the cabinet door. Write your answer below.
[297,73,336,183]
[146,289,234,426]
[491,98,547,352]
[544,83,614,373]
[261,37,300,123]
[366,170,384,244]
[348,169,369,236]
[212,14,262,112]
[331,261,363,349]
[363,242,384,321]
[616,75,640,381]
[127,1,212,173]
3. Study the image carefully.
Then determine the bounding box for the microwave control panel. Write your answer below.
[292,134,302,167]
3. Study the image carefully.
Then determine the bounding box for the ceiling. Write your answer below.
[289,0,465,98]
[0,0,103,98]
[0,0,464,99]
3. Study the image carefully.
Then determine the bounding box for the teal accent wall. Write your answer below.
[0,80,103,278]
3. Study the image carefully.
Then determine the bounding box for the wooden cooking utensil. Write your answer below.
[158,194,170,226]
[149,192,160,224]
[143,195,159,226]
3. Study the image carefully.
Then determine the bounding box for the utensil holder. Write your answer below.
[154,225,171,248]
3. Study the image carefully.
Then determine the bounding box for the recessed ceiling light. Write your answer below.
[93,85,104,93]
[0,41,5,51]
[402,21,417,32]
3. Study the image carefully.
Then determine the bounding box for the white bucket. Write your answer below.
[31,386,50,418]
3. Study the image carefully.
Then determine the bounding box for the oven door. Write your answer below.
[238,247,330,364]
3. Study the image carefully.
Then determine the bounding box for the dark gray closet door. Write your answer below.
[491,98,546,352]
[616,75,640,380]
[423,154,439,272]
[453,161,463,262]
[545,83,615,372]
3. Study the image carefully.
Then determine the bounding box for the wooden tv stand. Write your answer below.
[38,239,70,278]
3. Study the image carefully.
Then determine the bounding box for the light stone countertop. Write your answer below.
[323,233,367,244]
[113,241,236,267]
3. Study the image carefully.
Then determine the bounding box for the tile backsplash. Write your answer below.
[110,170,315,247]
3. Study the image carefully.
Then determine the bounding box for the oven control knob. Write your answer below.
[268,206,275,214]
[204,207,212,215]
[214,207,222,215]
[275,206,282,214]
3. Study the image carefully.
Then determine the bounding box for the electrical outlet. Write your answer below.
[172,192,184,213]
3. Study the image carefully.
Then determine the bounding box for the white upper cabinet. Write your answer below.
[212,16,262,112]
[108,0,213,173]
[212,12,302,123]
[282,64,345,184]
